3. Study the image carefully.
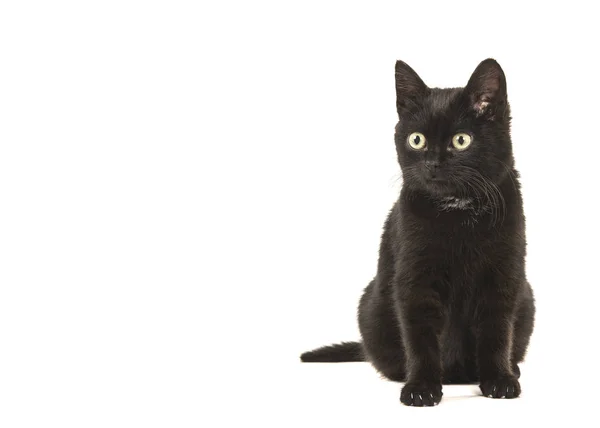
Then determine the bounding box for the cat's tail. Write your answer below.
[300,341,365,362]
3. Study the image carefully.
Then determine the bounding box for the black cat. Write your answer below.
[301,59,535,407]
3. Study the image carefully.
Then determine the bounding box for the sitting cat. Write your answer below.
[301,59,535,407]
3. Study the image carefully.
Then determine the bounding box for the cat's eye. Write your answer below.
[407,132,426,150]
[452,133,472,150]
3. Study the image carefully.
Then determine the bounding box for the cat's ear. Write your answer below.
[395,60,428,115]
[465,59,507,118]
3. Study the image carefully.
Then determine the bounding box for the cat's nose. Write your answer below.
[424,160,443,179]
[425,160,440,171]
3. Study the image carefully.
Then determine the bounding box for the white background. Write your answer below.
[1,1,599,427]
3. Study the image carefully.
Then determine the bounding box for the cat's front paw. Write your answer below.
[480,376,521,399]
[400,381,443,407]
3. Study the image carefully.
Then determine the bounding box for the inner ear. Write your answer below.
[465,59,507,117]
[395,60,428,115]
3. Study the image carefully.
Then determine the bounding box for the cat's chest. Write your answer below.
[416,212,493,253]
[402,197,493,239]
[396,208,496,277]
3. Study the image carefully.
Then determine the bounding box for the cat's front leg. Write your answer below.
[395,278,444,406]
[476,278,520,399]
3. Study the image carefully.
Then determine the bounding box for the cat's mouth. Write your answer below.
[424,170,448,183]
[426,176,451,186]
[421,176,457,196]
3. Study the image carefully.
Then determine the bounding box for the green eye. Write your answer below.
[408,132,426,150]
[452,133,472,150]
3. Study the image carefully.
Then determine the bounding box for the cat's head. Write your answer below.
[394,59,514,198]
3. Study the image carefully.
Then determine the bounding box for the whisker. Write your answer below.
[451,165,506,227]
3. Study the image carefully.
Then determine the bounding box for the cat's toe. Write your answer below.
[480,376,520,399]
[400,382,442,407]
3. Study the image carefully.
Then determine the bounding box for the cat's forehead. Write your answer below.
[425,87,463,116]
[400,87,466,132]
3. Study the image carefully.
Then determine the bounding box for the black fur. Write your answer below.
[300,342,364,362]
[301,59,535,406]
